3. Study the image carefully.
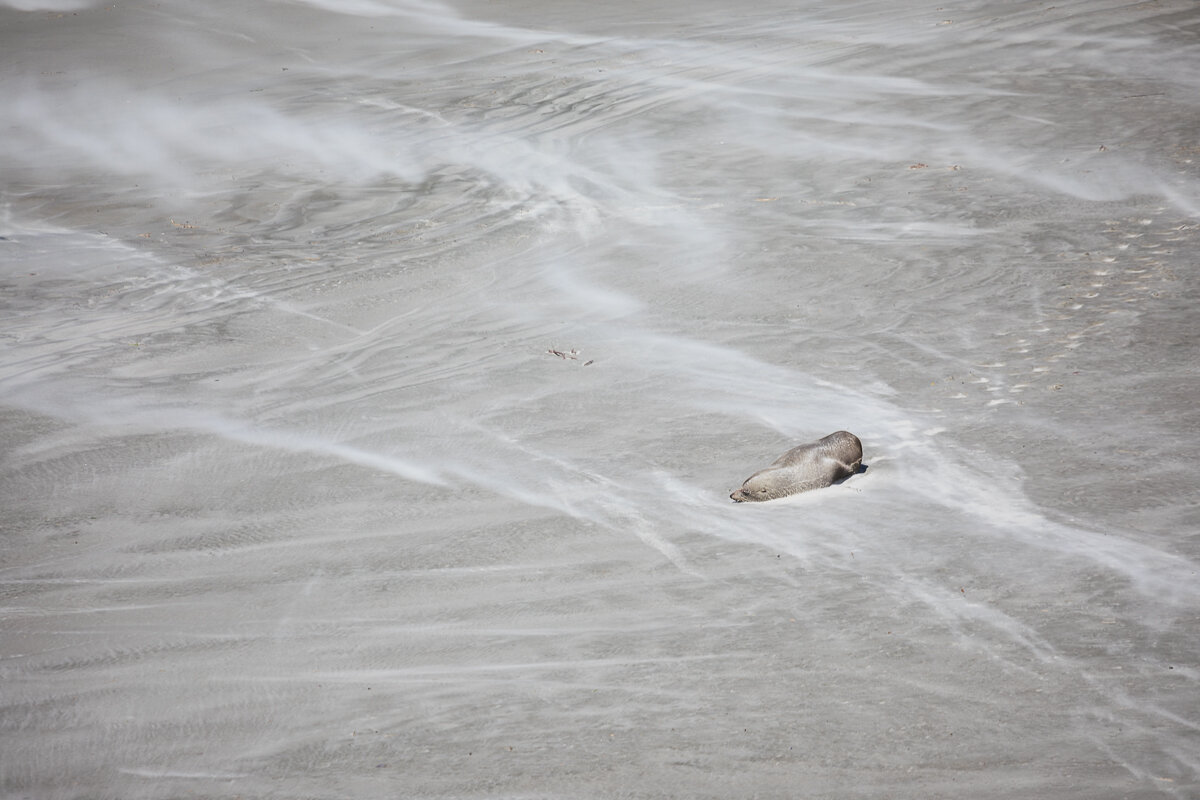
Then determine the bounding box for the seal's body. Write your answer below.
[730,431,862,502]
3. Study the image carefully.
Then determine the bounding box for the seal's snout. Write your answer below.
[730,490,746,502]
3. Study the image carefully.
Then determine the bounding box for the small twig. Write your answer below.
[548,348,593,365]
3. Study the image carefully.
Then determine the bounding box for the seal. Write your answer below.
[730,431,862,502]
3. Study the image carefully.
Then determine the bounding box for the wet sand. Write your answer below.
[2,0,1199,798]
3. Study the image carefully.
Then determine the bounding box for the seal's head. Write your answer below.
[730,472,777,503]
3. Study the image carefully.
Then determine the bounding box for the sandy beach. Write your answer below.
[2,0,1198,797]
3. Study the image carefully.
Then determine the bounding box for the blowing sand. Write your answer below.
[2,1,1199,798]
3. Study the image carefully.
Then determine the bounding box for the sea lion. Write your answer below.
[730,431,863,502]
